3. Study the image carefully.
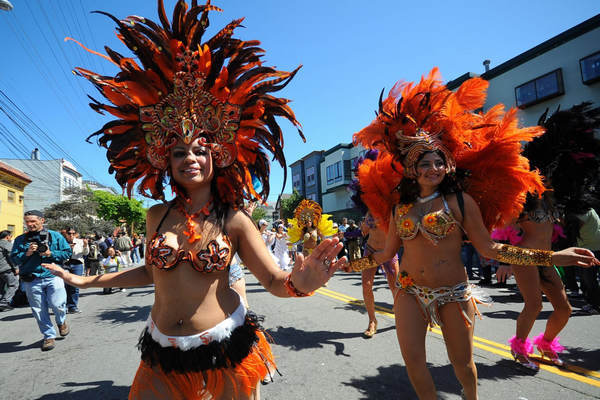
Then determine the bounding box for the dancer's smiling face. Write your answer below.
[415,151,446,189]
[169,138,214,188]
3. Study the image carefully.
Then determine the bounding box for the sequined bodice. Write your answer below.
[394,195,461,245]
[146,203,232,273]
[148,232,232,273]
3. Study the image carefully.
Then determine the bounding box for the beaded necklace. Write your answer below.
[177,198,212,243]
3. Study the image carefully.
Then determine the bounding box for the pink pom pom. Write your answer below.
[533,333,564,353]
[509,335,533,355]
[552,224,566,244]
[492,226,523,245]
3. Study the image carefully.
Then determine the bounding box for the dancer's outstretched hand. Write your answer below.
[290,237,347,294]
[42,263,86,287]
[552,247,600,267]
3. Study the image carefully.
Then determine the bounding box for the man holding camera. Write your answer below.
[10,210,72,351]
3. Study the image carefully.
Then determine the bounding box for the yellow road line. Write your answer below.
[315,287,600,387]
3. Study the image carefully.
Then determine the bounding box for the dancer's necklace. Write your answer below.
[177,198,212,243]
[417,191,440,204]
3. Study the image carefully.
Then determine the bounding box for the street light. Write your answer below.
[0,0,13,11]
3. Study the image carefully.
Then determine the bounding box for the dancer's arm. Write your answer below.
[344,212,401,272]
[41,204,166,288]
[41,264,153,289]
[462,193,599,267]
[230,209,346,297]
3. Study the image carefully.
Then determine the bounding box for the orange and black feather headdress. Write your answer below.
[354,68,545,230]
[70,0,304,206]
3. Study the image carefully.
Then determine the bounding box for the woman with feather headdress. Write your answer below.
[41,1,347,398]
[348,68,598,400]
[287,199,338,257]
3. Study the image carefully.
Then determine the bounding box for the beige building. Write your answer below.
[448,14,600,127]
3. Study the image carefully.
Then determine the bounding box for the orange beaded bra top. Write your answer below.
[394,193,462,245]
[147,202,232,273]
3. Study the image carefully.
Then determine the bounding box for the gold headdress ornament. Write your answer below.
[354,67,546,231]
[293,199,322,229]
[396,129,456,178]
[69,0,304,205]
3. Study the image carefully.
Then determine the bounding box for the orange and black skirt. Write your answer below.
[129,313,276,400]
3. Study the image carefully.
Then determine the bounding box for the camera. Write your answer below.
[26,230,49,254]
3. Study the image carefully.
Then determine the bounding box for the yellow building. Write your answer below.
[0,161,31,236]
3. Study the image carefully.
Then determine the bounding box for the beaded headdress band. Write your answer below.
[395,128,456,178]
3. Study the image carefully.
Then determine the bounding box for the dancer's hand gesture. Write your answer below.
[290,237,347,294]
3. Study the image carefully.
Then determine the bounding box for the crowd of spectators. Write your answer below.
[0,209,145,351]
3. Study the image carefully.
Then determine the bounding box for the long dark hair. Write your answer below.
[397,150,465,204]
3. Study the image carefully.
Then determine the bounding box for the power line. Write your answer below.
[0,89,101,183]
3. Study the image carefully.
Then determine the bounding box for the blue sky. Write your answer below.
[1,0,599,206]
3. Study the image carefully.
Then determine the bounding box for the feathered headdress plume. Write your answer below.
[354,67,546,230]
[69,0,304,206]
[349,150,402,231]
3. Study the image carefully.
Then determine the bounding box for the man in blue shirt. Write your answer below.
[10,210,72,351]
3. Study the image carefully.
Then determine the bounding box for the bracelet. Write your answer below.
[283,274,315,297]
[496,244,553,267]
[348,254,379,272]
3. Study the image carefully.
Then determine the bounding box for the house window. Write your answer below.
[292,173,301,189]
[7,190,15,203]
[326,161,343,184]
[307,193,317,201]
[580,51,600,85]
[515,69,564,109]
[305,166,316,186]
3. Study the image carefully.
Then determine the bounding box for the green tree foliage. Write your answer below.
[93,191,147,234]
[251,206,267,223]
[279,189,304,221]
[43,187,115,235]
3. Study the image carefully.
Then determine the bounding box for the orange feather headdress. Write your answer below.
[349,150,402,232]
[353,68,545,230]
[71,0,304,205]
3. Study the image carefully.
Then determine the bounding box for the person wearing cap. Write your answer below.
[10,210,72,351]
[258,219,275,250]
[273,224,291,270]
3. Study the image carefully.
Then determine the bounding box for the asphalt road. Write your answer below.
[1,268,599,400]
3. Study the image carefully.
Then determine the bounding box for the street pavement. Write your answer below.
[1,267,599,399]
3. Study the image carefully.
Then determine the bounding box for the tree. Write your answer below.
[93,191,147,234]
[43,187,115,235]
[251,207,267,223]
[279,189,304,221]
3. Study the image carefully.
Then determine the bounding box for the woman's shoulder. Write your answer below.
[148,202,169,217]
[225,207,255,231]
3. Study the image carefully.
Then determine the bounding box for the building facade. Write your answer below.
[448,14,600,127]
[290,150,324,203]
[319,143,367,220]
[0,161,31,236]
[289,143,366,222]
[0,150,83,212]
